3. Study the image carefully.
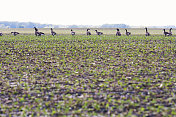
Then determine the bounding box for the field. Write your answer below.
[0,32,176,116]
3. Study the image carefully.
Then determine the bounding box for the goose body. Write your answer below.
[95,30,103,35]
[163,29,170,36]
[125,29,131,36]
[116,28,121,36]
[71,29,75,35]
[34,27,45,36]
[145,27,150,36]
[51,28,56,36]
[36,32,45,36]
[11,32,19,36]
[86,29,91,35]
[169,28,172,36]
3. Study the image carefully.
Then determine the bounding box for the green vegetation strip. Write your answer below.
[0,35,176,116]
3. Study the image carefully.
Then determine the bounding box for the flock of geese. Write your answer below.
[0,27,173,36]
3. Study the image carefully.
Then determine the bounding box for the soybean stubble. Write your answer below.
[0,35,176,116]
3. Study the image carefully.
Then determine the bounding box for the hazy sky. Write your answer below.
[1,0,175,26]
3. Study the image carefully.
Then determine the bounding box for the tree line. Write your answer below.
[0,21,175,28]
[0,21,130,28]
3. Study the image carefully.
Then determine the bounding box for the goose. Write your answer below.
[163,29,170,36]
[34,27,38,32]
[34,27,45,36]
[125,29,131,36]
[51,28,56,36]
[86,29,91,35]
[71,29,75,36]
[95,30,103,35]
[145,27,150,36]
[11,32,19,36]
[34,27,40,36]
[116,28,121,36]
[169,28,172,36]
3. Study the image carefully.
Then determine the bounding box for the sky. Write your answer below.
[0,0,176,26]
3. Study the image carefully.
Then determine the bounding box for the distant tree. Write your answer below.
[101,24,130,28]
[19,25,25,28]
[68,25,79,28]
[164,25,176,28]
[0,24,7,28]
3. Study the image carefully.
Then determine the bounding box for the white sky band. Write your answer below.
[0,0,175,26]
